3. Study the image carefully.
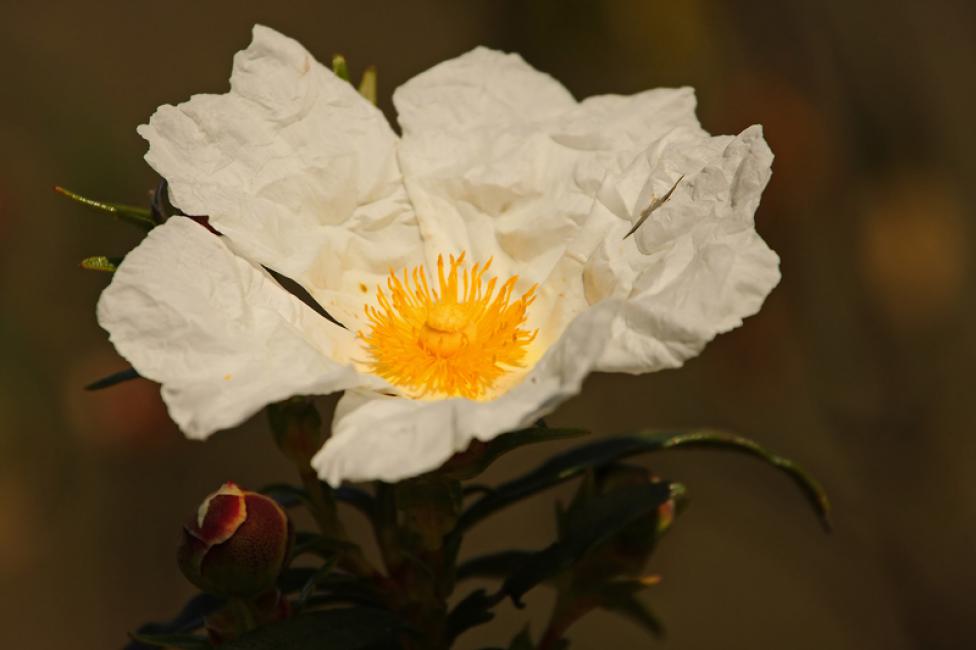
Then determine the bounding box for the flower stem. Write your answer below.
[229,597,257,635]
[297,464,381,580]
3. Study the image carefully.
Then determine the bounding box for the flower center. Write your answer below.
[360,253,537,399]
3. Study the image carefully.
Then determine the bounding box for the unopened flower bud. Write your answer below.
[267,398,323,464]
[178,482,293,597]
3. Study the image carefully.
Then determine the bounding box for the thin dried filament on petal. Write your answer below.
[361,253,537,399]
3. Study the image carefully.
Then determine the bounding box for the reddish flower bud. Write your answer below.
[178,482,293,597]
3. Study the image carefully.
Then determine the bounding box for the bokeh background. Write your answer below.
[2,1,974,648]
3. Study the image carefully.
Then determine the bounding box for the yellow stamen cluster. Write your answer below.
[361,253,537,399]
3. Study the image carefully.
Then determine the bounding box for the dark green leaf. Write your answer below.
[296,559,337,611]
[459,430,830,533]
[500,482,672,606]
[278,567,318,594]
[124,593,222,650]
[441,426,589,480]
[55,185,156,230]
[290,531,357,562]
[507,627,534,650]
[81,255,123,272]
[258,483,309,509]
[596,581,665,638]
[279,567,384,607]
[456,550,534,582]
[221,608,401,650]
[446,589,502,643]
[85,367,140,391]
[127,632,211,649]
[333,485,376,519]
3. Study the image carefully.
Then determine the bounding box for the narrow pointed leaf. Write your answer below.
[446,589,501,643]
[596,581,665,638]
[124,593,223,650]
[458,429,830,533]
[499,482,672,606]
[507,627,534,650]
[258,483,309,509]
[441,426,589,480]
[358,66,377,104]
[296,558,338,611]
[85,367,141,391]
[331,54,349,81]
[55,186,156,230]
[289,531,357,562]
[333,485,376,519]
[456,550,534,581]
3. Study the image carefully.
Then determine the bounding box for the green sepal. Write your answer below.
[85,367,140,391]
[80,255,122,272]
[499,482,672,607]
[331,54,349,81]
[458,429,831,534]
[127,632,211,649]
[221,608,402,650]
[55,185,156,230]
[358,66,377,104]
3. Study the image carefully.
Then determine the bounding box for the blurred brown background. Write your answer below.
[2,0,974,648]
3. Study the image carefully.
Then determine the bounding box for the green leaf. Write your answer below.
[456,550,534,582]
[80,255,122,272]
[507,627,535,650]
[358,66,377,104]
[296,558,338,611]
[290,531,357,562]
[125,593,223,650]
[333,485,376,519]
[54,185,156,230]
[446,589,502,644]
[440,426,589,480]
[221,608,401,650]
[499,482,672,607]
[85,367,140,391]
[128,632,211,649]
[258,483,309,509]
[596,581,665,639]
[458,430,831,533]
[332,54,349,81]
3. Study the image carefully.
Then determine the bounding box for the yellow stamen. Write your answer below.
[360,253,537,399]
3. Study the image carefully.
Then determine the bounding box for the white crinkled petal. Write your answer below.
[97,218,376,439]
[137,25,424,330]
[394,47,704,346]
[584,125,781,372]
[312,300,621,486]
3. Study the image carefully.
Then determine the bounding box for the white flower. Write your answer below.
[98,25,780,485]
